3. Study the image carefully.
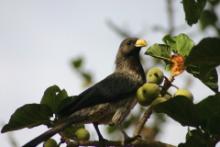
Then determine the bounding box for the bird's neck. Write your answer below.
[115,54,146,83]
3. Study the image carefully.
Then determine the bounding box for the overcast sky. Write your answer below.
[0,0,219,146]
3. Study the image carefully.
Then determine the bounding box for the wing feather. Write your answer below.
[58,72,140,116]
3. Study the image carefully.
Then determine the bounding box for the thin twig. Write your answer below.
[146,54,172,63]
[161,76,175,96]
[59,132,72,145]
[134,107,153,136]
[167,0,174,35]
[106,20,131,38]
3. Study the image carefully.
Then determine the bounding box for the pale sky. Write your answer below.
[0,0,219,146]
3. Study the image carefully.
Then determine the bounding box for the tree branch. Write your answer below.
[134,107,153,136]
[167,0,175,35]
[66,139,176,147]
[106,20,131,38]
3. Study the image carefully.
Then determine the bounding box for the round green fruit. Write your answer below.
[151,94,173,107]
[63,124,84,138]
[75,128,90,141]
[147,67,164,84]
[136,87,145,103]
[151,96,168,107]
[136,83,160,106]
[43,139,58,147]
[174,89,193,101]
[163,93,172,100]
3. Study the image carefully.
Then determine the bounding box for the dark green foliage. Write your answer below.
[208,0,220,5]
[196,94,220,134]
[200,10,218,30]
[185,38,220,92]
[154,96,200,127]
[154,94,220,141]
[144,31,220,146]
[1,104,52,133]
[147,35,220,93]
[72,57,83,69]
[1,85,70,133]
[40,85,68,113]
[187,65,218,93]
[179,129,214,147]
[182,0,207,25]
[185,38,220,67]
[146,34,219,92]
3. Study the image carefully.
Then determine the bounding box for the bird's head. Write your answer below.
[118,38,147,57]
[115,38,147,77]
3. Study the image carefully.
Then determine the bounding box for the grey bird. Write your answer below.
[23,38,147,147]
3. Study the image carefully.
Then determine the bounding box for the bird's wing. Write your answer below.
[58,72,140,116]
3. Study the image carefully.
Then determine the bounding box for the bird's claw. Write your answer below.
[122,135,141,145]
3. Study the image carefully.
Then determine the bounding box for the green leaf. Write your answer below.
[81,72,93,85]
[72,57,83,69]
[163,35,176,46]
[1,104,52,133]
[208,0,220,5]
[196,94,220,120]
[145,43,171,61]
[200,10,218,30]
[187,65,218,93]
[40,85,68,113]
[179,129,213,147]
[196,94,220,134]
[186,40,220,93]
[182,0,207,25]
[206,116,220,135]
[154,96,200,127]
[185,37,220,67]
[163,34,194,57]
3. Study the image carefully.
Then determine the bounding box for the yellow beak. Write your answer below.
[135,39,147,47]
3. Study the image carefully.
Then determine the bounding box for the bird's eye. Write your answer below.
[127,40,133,46]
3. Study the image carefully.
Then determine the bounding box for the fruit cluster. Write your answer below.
[43,127,90,147]
[136,67,193,107]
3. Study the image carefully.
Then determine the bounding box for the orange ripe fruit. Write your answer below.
[170,54,185,76]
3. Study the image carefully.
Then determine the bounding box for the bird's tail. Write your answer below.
[22,120,72,147]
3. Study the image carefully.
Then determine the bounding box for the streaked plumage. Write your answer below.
[23,38,147,147]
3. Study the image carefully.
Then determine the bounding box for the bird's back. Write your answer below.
[58,72,144,117]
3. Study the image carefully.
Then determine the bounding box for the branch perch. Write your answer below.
[134,107,153,136]
[66,139,176,147]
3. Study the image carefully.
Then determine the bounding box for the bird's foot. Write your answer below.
[122,135,141,145]
[93,124,108,147]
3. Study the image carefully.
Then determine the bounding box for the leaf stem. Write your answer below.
[146,53,172,63]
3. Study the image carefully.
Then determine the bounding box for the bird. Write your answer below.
[23,38,147,147]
